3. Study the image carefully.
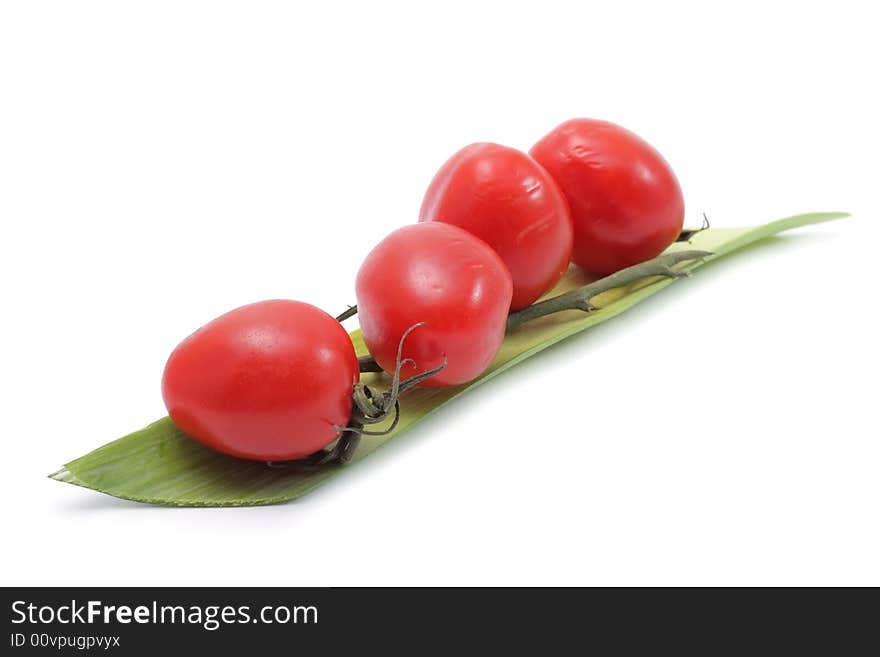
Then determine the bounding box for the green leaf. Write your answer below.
[50,212,849,506]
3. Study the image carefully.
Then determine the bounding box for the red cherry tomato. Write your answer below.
[530,118,685,275]
[162,300,358,461]
[356,223,513,387]
[419,142,573,311]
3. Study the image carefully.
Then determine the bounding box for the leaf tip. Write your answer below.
[48,467,81,486]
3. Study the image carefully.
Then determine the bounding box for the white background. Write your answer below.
[1,1,877,586]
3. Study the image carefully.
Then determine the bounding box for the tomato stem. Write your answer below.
[350,323,446,422]
[336,221,708,333]
[307,323,448,464]
[345,245,711,374]
[358,355,384,372]
[307,424,363,465]
[676,214,711,242]
[352,250,711,373]
[335,304,358,322]
[505,250,712,331]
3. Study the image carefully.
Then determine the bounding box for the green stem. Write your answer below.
[354,249,712,372]
[337,222,708,328]
[505,250,712,331]
[335,305,358,322]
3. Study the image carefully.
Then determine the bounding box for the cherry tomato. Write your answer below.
[356,223,513,387]
[419,142,573,311]
[530,118,685,275]
[162,300,359,461]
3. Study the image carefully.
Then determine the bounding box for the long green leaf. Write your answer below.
[50,212,848,506]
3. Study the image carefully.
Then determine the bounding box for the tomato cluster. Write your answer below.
[162,118,685,461]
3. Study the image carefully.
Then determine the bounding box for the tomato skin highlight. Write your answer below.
[161,300,359,461]
[530,118,685,275]
[419,142,573,311]
[356,223,513,387]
